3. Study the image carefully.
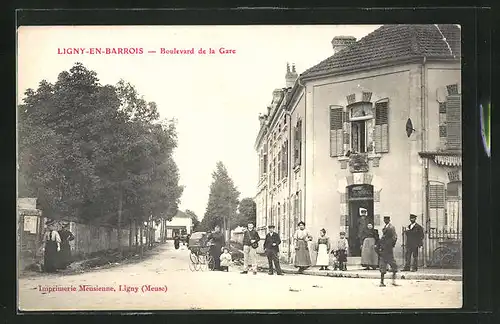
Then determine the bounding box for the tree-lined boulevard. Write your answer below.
[18,242,461,310]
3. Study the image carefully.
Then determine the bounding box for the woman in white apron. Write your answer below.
[315,228,331,270]
[293,221,312,273]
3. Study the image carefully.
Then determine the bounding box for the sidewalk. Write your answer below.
[253,254,462,281]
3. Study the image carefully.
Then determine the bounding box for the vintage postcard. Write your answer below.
[17,24,462,311]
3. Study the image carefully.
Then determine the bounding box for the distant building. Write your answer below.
[254,25,462,265]
[155,210,193,241]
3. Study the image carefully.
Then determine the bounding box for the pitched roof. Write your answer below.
[301,24,461,79]
[173,210,190,218]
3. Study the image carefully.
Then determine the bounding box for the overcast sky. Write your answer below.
[17,25,381,218]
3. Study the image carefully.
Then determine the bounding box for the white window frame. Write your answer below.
[348,102,373,154]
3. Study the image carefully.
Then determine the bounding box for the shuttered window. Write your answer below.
[277,150,282,181]
[273,158,276,185]
[330,106,344,157]
[281,141,288,179]
[446,94,461,150]
[374,100,389,153]
[429,184,446,208]
[293,120,302,167]
[429,184,446,229]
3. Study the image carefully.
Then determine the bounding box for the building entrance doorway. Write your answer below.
[347,184,374,256]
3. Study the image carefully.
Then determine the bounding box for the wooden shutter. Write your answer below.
[282,141,288,179]
[446,94,461,150]
[294,120,302,167]
[330,106,343,157]
[429,184,446,229]
[375,100,389,153]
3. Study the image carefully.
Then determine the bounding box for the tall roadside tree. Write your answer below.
[201,162,240,237]
[18,63,184,255]
[185,209,200,232]
[233,198,257,229]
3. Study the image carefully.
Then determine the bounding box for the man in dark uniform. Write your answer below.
[376,216,399,287]
[263,225,284,276]
[403,214,424,272]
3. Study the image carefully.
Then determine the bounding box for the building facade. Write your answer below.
[155,210,193,241]
[254,25,462,266]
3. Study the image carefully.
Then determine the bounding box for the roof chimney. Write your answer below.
[285,62,298,88]
[331,36,356,55]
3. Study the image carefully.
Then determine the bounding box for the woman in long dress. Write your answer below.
[43,220,61,273]
[57,223,74,269]
[293,221,312,274]
[315,228,331,270]
[361,223,379,270]
[207,225,225,271]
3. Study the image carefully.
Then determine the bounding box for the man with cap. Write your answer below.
[376,216,398,286]
[241,223,260,275]
[403,214,424,272]
[263,224,284,275]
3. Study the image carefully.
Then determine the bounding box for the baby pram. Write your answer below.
[187,232,213,271]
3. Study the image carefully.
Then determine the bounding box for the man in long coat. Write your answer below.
[403,214,424,272]
[377,216,398,287]
[263,225,284,275]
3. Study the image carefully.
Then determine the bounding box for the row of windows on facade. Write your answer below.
[329,91,461,157]
[259,85,461,184]
[261,192,303,237]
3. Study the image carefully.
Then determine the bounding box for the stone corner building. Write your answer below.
[254,25,462,266]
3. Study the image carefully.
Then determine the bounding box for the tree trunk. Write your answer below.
[128,220,132,249]
[139,222,144,258]
[162,219,166,243]
[117,189,123,256]
[134,220,138,248]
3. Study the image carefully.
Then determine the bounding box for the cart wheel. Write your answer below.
[432,247,451,267]
[189,260,197,272]
[189,252,199,264]
[440,253,454,268]
[197,255,207,271]
[207,255,214,271]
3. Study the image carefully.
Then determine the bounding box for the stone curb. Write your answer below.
[257,266,462,281]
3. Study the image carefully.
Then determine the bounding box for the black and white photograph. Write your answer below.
[17,23,462,310]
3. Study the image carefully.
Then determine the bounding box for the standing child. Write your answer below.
[315,229,331,270]
[334,231,349,271]
[220,247,232,272]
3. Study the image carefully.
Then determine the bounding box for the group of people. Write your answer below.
[201,212,424,287]
[42,219,75,273]
[292,221,350,273]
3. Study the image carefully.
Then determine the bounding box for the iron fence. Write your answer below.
[403,227,462,269]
